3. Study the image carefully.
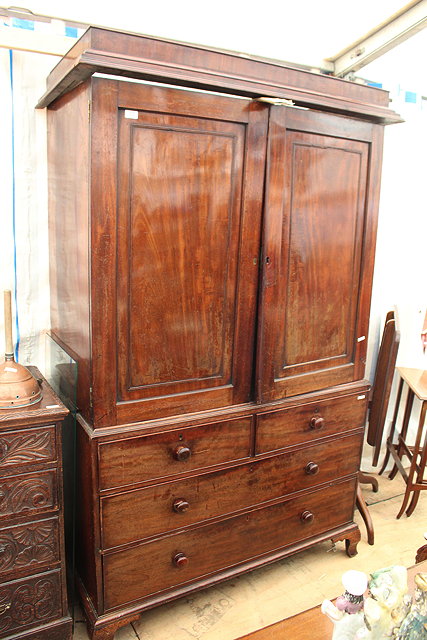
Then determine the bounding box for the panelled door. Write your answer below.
[257,106,383,401]
[91,78,382,425]
[114,82,268,422]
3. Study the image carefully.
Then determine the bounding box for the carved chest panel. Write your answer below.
[0,371,72,640]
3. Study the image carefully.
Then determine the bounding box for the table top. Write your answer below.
[398,367,427,401]
[236,561,427,640]
[0,366,68,425]
[237,605,329,640]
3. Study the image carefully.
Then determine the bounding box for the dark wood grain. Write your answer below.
[98,417,252,490]
[118,106,243,394]
[113,82,267,423]
[8,617,73,640]
[0,470,58,519]
[103,478,356,609]
[46,72,384,429]
[352,125,385,382]
[75,379,368,441]
[37,27,401,126]
[51,79,269,427]
[367,310,400,465]
[117,80,252,123]
[356,481,374,545]
[90,78,119,429]
[257,107,374,401]
[76,421,103,612]
[43,30,391,640]
[0,517,59,577]
[0,375,71,639]
[79,524,360,640]
[47,83,91,421]
[101,432,361,548]
[0,569,62,635]
[0,427,56,471]
[256,391,368,454]
[282,135,365,370]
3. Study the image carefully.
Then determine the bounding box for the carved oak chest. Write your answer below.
[0,370,72,640]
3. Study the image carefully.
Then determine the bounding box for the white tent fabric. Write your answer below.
[0,48,58,366]
[1,0,409,72]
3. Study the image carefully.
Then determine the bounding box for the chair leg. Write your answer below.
[356,483,374,545]
[389,387,415,480]
[379,377,404,476]
[396,399,427,519]
[405,401,427,518]
[406,490,421,517]
[358,471,379,493]
[388,463,400,480]
[396,486,413,519]
[378,448,390,476]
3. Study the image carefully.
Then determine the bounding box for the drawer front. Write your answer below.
[0,518,60,577]
[0,569,62,636]
[256,393,368,453]
[0,470,58,519]
[0,427,56,471]
[99,417,252,490]
[101,432,362,548]
[103,478,356,609]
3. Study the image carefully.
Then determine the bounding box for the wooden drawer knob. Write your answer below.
[300,510,314,524]
[173,498,190,513]
[309,416,325,430]
[305,462,319,475]
[173,552,188,568]
[173,445,192,461]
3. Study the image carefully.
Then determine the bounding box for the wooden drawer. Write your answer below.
[103,478,356,609]
[98,417,252,490]
[0,426,57,472]
[0,517,60,577]
[0,569,63,636]
[0,469,58,520]
[101,432,362,548]
[256,393,368,453]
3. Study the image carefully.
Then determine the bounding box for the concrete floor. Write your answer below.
[72,472,427,640]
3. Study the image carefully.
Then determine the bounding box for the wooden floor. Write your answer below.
[72,472,427,640]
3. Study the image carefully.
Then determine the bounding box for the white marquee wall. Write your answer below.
[0,48,57,365]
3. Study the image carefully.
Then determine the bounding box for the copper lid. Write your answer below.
[0,290,42,409]
[0,360,42,409]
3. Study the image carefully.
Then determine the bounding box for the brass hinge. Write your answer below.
[88,100,91,121]
[89,387,93,409]
[255,97,295,106]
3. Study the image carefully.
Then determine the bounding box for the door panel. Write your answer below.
[283,132,365,375]
[125,117,240,391]
[257,107,379,401]
[115,83,268,421]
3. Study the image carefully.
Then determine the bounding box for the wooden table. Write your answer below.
[379,367,427,518]
[236,561,427,640]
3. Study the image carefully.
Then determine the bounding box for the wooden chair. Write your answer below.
[357,310,400,544]
[368,310,401,466]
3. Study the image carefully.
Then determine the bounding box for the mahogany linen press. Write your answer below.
[37,27,401,639]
